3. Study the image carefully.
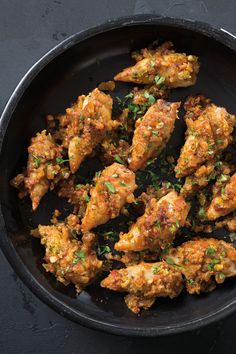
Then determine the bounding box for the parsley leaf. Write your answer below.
[154,74,165,86]
[114,155,125,165]
[56,157,70,164]
[32,154,40,168]
[104,181,116,194]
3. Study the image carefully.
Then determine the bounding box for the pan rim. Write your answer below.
[0,14,236,337]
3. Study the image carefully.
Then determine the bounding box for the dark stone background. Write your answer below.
[0,1,235,353]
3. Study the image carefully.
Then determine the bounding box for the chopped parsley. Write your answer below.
[120,181,126,186]
[187,278,195,285]
[56,157,70,164]
[85,194,90,202]
[104,181,116,194]
[95,171,102,178]
[152,265,160,274]
[72,250,85,264]
[154,74,165,86]
[207,259,220,270]
[150,56,155,67]
[32,154,40,168]
[166,257,175,266]
[114,155,125,165]
[97,245,111,256]
[143,91,156,105]
[218,174,228,183]
[219,272,225,280]
[205,247,215,256]
[198,207,207,219]
[155,220,161,229]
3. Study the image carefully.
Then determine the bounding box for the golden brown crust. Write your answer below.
[207,173,236,220]
[115,191,190,252]
[165,238,236,294]
[175,96,236,178]
[81,163,137,231]
[13,130,69,210]
[37,222,102,292]
[114,42,199,88]
[129,100,180,171]
[101,261,183,313]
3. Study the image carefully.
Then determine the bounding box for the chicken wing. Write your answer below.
[129,99,180,171]
[37,222,102,292]
[11,130,69,210]
[115,191,190,252]
[101,261,183,313]
[68,88,119,173]
[207,172,236,220]
[114,42,199,88]
[175,96,236,178]
[165,238,236,294]
[81,163,137,231]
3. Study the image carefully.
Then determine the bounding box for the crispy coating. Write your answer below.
[68,89,118,173]
[11,130,70,210]
[216,215,236,232]
[180,159,217,197]
[132,85,169,105]
[129,100,180,171]
[115,191,190,252]
[207,173,236,220]
[37,222,102,292]
[165,238,236,294]
[175,96,236,178]
[81,163,137,231]
[101,261,183,313]
[114,42,199,88]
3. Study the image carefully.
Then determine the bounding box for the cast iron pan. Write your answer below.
[0,15,236,337]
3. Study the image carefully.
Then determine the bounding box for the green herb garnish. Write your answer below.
[32,154,40,168]
[56,157,70,164]
[104,181,116,194]
[72,250,85,264]
[154,74,165,86]
[114,155,125,165]
[206,247,215,256]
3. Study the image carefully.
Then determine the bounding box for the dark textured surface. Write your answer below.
[0,0,236,353]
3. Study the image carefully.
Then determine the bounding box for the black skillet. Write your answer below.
[0,15,236,337]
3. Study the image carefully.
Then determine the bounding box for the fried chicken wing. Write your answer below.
[101,261,183,313]
[114,42,199,88]
[129,99,180,171]
[175,96,236,178]
[165,238,236,294]
[68,88,119,173]
[207,173,236,220]
[11,130,70,210]
[81,163,137,231]
[37,222,102,292]
[115,191,190,252]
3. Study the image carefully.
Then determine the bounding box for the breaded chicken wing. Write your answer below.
[175,96,236,178]
[207,173,236,220]
[81,163,137,231]
[37,222,102,292]
[11,130,69,210]
[101,261,183,313]
[68,88,119,173]
[165,238,236,294]
[129,99,180,171]
[115,191,190,252]
[114,42,199,88]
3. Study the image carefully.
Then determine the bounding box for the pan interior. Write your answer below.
[1,22,236,333]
